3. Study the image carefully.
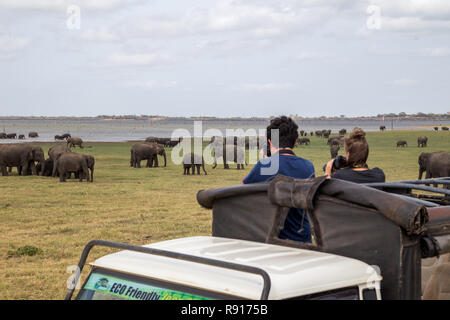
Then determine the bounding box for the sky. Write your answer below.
[0,0,449,118]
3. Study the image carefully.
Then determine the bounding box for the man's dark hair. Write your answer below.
[266,116,299,149]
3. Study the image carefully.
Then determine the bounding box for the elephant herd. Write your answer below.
[0,132,39,140]
[130,136,251,175]
[0,143,94,182]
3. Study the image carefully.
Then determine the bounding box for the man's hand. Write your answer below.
[325,158,335,178]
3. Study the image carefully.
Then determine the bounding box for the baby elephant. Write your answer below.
[397,140,407,147]
[183,153,207,175]
[53,153,91,182]
[330,144,340,158]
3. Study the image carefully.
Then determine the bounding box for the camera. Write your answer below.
[322,155,348,171]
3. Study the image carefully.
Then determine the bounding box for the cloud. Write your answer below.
[122,80,179,89]
[0,34,30,59]
[295,51,331,61]
[129,0,331,41]
[420,48,450,57]
[105,52,173,67]
[238,82,296,92]
[367,0,450,33]
[391,78,418,86]
[0,0,142,10]
[81,29,119,42]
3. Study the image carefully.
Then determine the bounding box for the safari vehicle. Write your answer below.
[66,177,450,300]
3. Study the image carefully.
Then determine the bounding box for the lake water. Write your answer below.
[0,118,449,143]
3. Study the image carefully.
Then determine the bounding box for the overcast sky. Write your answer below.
[0,0,449,117]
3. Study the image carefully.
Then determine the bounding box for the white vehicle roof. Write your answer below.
[90,236,381,300]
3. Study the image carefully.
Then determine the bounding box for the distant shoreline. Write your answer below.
[0,115,449,121]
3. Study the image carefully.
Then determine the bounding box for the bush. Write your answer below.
[7,246,43,257]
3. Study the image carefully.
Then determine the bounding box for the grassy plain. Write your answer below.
[0,130,449,299]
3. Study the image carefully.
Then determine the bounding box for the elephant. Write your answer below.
[36,158,54,177]
[396,140,407,147]
[418,136,428,147]
[28,132,39,138]
[48,144,71,161]
[182,153,207,175]
[322,130,331,138]
[418,152,450,184]
[53,152,90,182]
[339,129,347,135]
[330,144,340,159]
[48,144,71,177]
[6,133,17,139]
[145,137,179,147]
[327,136,345,146]
[8,145,46,176]
[0,144,43,176]
[55,133,71,141]
[130,142,159,168]
[70,155,95,182]
[297,138,310,145]
[67,137,84,148]
[145,143,167,167]
[212,143,246,170]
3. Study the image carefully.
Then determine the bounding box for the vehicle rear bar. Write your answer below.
[363,182,450,196]
[386,178,450,185]
[64,239,272,300]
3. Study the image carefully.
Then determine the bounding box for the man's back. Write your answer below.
[243,152,315,243]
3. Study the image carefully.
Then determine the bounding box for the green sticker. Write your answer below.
[84,273,212,300]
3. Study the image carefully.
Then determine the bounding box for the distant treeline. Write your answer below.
[0,112,449,121]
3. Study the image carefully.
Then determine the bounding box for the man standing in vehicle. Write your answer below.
[242,116,315,243]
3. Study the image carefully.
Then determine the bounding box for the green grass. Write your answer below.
[0,130,449,299]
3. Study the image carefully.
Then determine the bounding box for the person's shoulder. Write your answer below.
[290,155,314,167]
[369,167,386,181]
[332,168,355,177]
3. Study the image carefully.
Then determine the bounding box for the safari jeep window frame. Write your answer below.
[76,267,242,300]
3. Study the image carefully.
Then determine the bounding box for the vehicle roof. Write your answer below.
[90,236,381,300]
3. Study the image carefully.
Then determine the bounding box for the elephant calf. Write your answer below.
[297,138,310,145]
[36,158,54,177]
[183,153,207,175]
[330,144,340,159]
[53,153,91,182]
[397,140,407,147]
